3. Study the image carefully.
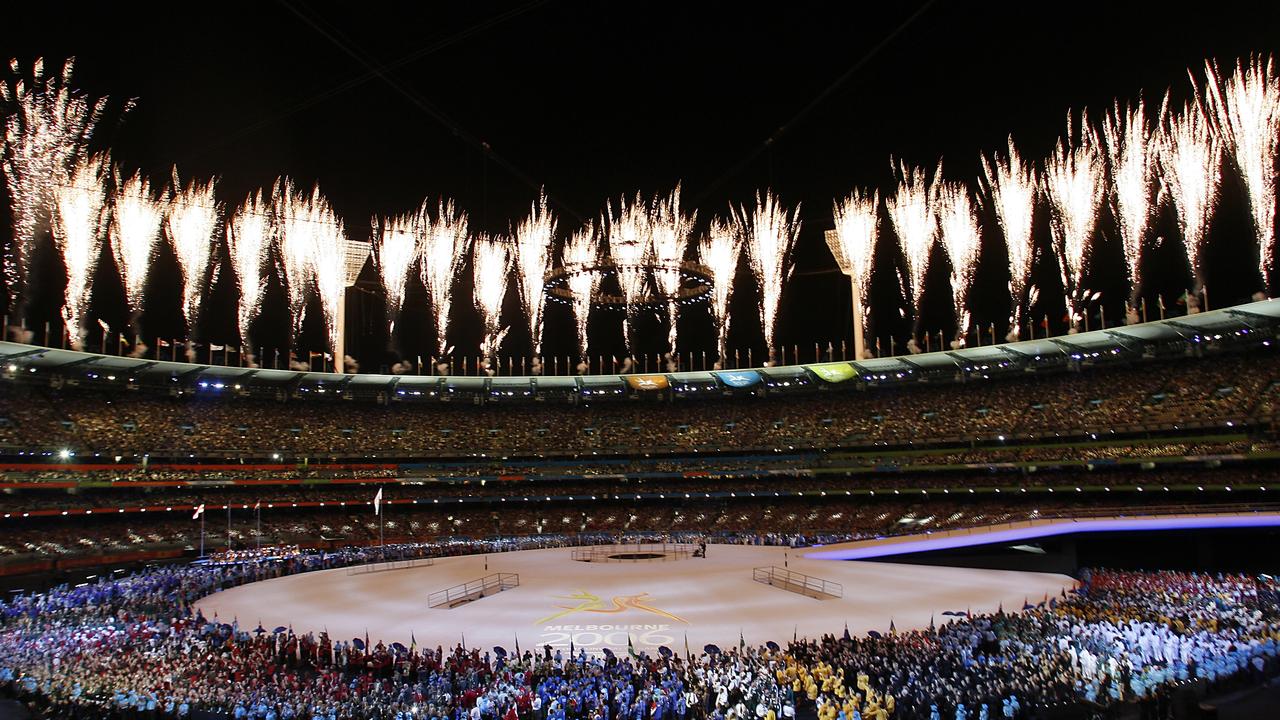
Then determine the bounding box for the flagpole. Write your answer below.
[256,504,261,552]
[200,512,205,558]
[227,504,232,551]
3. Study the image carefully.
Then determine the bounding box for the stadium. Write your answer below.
[4,4,1280,720]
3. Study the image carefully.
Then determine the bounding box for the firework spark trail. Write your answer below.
[472,235,512,364]
[887,161,941,329]
[275,178,316,345]
[374,211,420,335]
[980,137,1038,337]
[52,153,110,349]
[606,193,653,357]
[2,57,113,314]
[831,188,879,340]
[735,190,800,364]
[310,203,349,366]
[1044,114,1105,328]
[513,191,556,357]
[651,185,695,354]
[562,225,601,360]
[166,172,220,340]
[937,182,982,343]
[1204,56,1280,288]
[1157,95,1221,291]
[228,191,271,356]
[1101,100,1156,300]
[698,219,741,365]
[419,200,470,357]
[111,173,166,316]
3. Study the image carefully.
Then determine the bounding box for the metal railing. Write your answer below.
[571,542,698,562]
[752,565,843,599]
[426,573,519,608]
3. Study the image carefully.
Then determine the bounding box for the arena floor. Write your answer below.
[195,545,1074,654]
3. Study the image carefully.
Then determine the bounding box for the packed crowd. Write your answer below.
[0,463,1273,518]
[0,491,1264,559]
[0,435,1268,489]
[0,542,1276,720]
[0,352,1274,459]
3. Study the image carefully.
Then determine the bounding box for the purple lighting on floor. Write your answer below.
[804,514,1280,561]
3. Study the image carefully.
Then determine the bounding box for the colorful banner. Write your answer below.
[806,362,857,383]
[625,374,670,391]
[713,370,762,388]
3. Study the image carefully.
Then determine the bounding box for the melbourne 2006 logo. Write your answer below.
[536,591,686,650]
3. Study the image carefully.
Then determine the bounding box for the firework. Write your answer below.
[2,57,112,314]
[111,173,166,316]
[274,178,316,344]
[513,191,556,357]
[734,190,800,364]
[419,200,470,357]
[166,171,220,340]
[562,224,601,360]
[887,161,941,327]
[831,188,879,355]
[980,136,1038,336]
[1101,100,1156,300]
[374,211,420,335]
[936,182,982,343]
[606,193,653,356]
[1203,56,1280,287]
[1044,114,1105,328]
[310,205,349,366]
[52,153,110,349]
[698,219,741,365]
[228,191,271,354]
[1157,95,1221,290]
[651,185,695,353]
[472,235,512,363]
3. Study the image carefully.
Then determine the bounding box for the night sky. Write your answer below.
[4,1,1280,372]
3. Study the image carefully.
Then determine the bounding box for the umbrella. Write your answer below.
[602,648,615,658]
[658,646,673,658]
[867,630,882,638]
[273,626,288,634]
[352,638,366,650]
[493,646,507,657]
[765,641,781,652]
[391,642,408,653]
[703,644,721,655]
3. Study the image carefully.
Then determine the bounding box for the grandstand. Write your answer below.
[3,315,1279,718]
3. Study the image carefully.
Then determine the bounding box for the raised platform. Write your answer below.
[427,573,520,608]
[347,556,435,575]
[753,566,843,599]
[571,543,697,562]
[195,545,1072,654]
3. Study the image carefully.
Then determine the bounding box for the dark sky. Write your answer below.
[4,1,1280,372]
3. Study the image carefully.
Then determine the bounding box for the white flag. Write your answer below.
[373,488,383,515]
[193,503,205,520]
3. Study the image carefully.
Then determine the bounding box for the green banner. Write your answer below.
[806,362,857,383]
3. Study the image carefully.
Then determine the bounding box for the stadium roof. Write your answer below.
[1,299,1277,400]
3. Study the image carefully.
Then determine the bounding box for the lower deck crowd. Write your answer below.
[0,541,1278,720]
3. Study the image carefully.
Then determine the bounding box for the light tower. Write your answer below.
[334,239,371,373]
[824,228,865,361]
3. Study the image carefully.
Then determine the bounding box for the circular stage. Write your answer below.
[195,545,1073,654]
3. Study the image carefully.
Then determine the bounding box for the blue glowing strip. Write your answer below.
[804,514,1280,561]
